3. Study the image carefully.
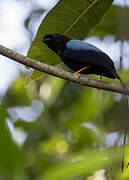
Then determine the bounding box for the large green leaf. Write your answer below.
[27,0,114,81]
[90,6,129,39]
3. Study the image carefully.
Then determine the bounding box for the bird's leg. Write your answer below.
[100,72,104,81]
[74,66,90,76]
[97,72,104,91]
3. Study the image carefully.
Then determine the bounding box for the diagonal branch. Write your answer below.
[0,44,128,95]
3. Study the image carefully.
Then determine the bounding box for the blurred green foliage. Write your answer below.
[90,5,129,40]
[0,0,129,180]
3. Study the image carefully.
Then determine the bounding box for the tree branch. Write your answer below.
[0,44,128,95]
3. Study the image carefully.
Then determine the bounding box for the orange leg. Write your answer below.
[74,66,90,76]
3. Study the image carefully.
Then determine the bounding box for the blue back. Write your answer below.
[66,40,102,53]
[64,39,114,69]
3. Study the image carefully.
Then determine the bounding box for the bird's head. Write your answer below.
[42,34,70,53]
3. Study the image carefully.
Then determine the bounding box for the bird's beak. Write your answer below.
[42,38,50,42]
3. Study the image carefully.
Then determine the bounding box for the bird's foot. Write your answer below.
[74,66,90,76]
[74,72,81,76]
[74,72,81,81]
[100,72,104,81]
[97,73,104,91]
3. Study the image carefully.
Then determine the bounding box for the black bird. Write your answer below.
[42,33,128,172]
[42,34,118,79]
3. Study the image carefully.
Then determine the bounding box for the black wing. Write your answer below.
[63,48,115,70]
[63,40,115,69]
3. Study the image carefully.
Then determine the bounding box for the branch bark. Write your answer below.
[0,44,128,95]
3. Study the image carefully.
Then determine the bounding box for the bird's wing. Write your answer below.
[64,40,115,68]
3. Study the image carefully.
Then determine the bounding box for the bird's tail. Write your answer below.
[114,72,128,173]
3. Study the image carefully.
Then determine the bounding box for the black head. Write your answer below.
[42,34,70,54]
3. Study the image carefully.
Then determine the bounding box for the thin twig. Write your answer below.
[0,44,128,95]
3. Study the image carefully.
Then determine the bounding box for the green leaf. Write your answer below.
[40,149,120,180]
[89,5,117,38]
[90,6,129,39]
[0,106,24,179]
[27,0,114,82]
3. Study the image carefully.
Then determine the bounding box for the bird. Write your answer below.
[42,33,128,172]
[42,34,118,79]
